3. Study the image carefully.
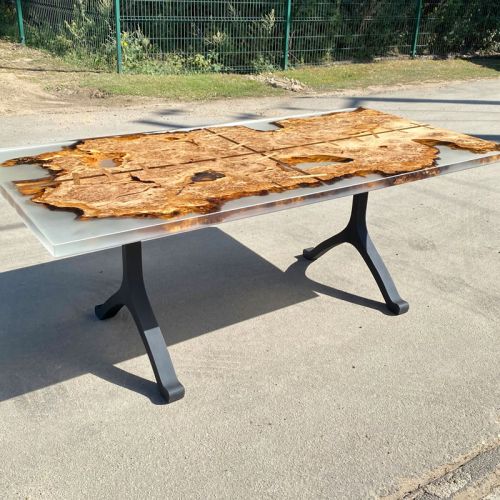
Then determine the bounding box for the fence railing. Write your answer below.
[11,0,500,74]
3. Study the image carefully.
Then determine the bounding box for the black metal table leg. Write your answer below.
[95,242,185,403]
[303,192,409,315]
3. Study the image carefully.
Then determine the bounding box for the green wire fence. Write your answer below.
[7,0,500,73]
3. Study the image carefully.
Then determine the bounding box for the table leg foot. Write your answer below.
[95,292,124,320]
[95,242,185,403]
[303,192,409,315]
[303,230,348,261]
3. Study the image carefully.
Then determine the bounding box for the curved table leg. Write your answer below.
[95,242,185,403]
[303,192,409,315]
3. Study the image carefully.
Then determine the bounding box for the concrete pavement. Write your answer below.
[0,79,499,499]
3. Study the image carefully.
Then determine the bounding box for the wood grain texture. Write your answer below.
[2,108,498,219]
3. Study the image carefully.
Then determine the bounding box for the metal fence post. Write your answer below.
[114,0,123,73]
[282,0,292,70]
[411,0,423,57]
[15,0,25,45]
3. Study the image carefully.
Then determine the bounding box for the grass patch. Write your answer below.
[278,58,500,91]
[80,73,284,100]
[2,40,499,103]
[79,58,500,100]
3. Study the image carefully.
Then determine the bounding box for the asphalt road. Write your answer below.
[0,79,499,499]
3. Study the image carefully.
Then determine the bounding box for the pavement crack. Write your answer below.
[381,439,500,500]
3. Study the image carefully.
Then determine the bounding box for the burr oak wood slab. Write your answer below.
[2,108,499,219]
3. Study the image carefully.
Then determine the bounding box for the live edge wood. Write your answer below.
[2,108,499,219]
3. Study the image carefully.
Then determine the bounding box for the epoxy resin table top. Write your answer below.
[1,109,499,258]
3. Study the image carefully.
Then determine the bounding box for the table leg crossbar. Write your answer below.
[303,192,409,315]
[95,242,185,403]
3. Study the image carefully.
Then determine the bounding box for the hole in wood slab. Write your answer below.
[130,175,157,184]
[98,159,118,168]
[281,155,354,170]
[191,170,226,182]
[297,160,354,169]
[246,122,281,132]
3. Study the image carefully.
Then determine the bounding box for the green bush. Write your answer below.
[0,0,18,39]
[2,0,498,73]
[426,0,500,55]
